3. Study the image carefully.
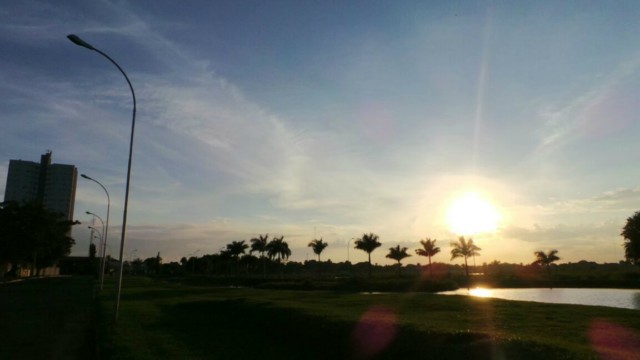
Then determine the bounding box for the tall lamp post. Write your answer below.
[86,210,107,288]
[68,34,137,322]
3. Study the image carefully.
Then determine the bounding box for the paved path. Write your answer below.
[0,276,96,359]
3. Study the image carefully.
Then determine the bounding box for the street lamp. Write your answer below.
[86,210,107,288]
[87,226,100,258]
[88,225,103,248]
[348,238,355,263]
[81,174,111,291]
[86,212,104,256]
[69,34,137,322]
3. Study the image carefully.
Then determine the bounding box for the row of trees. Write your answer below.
[203,232,563,278]
[206,206,640,278]
[130,208,640,279]
[160,208,640,280]
[221,234,292,277]
[0,201,77,277]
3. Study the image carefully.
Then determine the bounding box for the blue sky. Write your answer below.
[1,1,639,265]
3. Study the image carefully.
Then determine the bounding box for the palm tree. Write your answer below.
[225,240,248,259]
[386,245,411,277]
[354,233,382,277]
[250,234,269,277]
[223,240,248,276]
[308,238,328,262]
[450,236,481,277]
[415,238,440,277]
[308,238,328,276]
[266,235,291,276]
[532,249,560,276]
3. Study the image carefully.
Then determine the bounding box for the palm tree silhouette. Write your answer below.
[225,240,248,259]
[224,240,248,276]
[308,238,328,262]
[250,234,269,277]
[415,238,440,277]
[266,235,291,276]
[450,236,481,277]
[308,238,328,275]
[532,249,560,276]
[386,245,411,277]
[354,233,382,277]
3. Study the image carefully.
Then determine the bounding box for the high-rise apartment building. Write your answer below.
[3,151,77,221]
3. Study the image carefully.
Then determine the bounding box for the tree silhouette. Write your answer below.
[450,236,481,277]
[386,245,411,277]
[224,240,248,276]
[266,236,291,275]
[415,238,440,277]
[143,254,162,275]
[250,234,269,277]
[308,238,328,262]
[225,240,249,259]
[308,238,328,276]
[532,249,560,276]
[0,201,77,276]
[354,233,382,277]
[622,211,640,266]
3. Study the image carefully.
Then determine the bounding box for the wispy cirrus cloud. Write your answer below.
[535,54,640,154]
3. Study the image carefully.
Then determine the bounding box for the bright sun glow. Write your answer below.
[446,192,500,235]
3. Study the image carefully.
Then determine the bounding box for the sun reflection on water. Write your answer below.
[469,287,492,298]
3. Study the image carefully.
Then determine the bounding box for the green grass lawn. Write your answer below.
[97,276,640,359]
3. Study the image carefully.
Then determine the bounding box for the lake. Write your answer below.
[439,287,640,310]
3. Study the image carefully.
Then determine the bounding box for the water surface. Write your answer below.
[439,288,640,310]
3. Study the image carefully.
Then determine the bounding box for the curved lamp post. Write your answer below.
[81,174,111,290]
[86,210,107,288]
[87,226,101,257]
[68,34,137,322]
[86,211,105,256]
[88,225,103,250]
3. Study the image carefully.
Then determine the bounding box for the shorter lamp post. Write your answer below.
[80,174,111,291]
[87,211,106,286]
[348,238,355,263]
[88,225,103,262]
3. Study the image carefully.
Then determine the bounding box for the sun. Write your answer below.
[446,192,501,235]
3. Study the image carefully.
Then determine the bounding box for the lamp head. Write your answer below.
[80,174,91,180]
[67,34,95,50]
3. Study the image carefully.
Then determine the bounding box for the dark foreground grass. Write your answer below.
[0,276,96,359]
[98,277,640,359]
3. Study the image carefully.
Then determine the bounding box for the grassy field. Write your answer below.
[96,276,640,359]
[0,276,96,359]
